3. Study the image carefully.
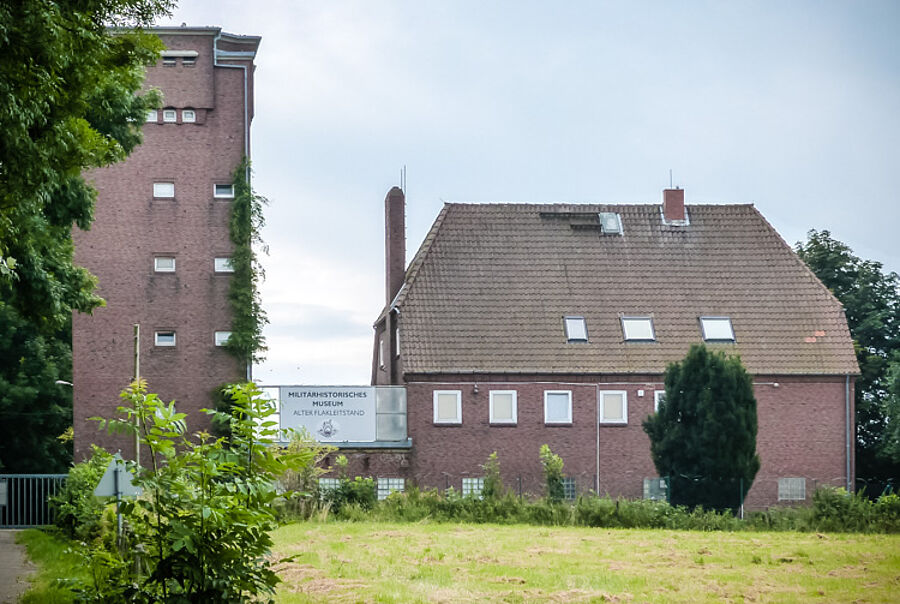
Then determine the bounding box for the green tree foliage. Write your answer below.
[796,230,900,483]
[0,0,172,329]
[88,381,316,602]
[0,301,73,472]
[481,451,504,500]
[539,444,565,503]
[643,344,760,511]
[226,158,269,367]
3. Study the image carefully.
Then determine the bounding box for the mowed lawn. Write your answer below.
[272,522,900,603]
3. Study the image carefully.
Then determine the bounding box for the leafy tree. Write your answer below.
[0,0,172,329]
[796,230,900,485]
[539,444,565,503]
[0,301,73,472]
[643,344,760,511]
[481,451,504,500]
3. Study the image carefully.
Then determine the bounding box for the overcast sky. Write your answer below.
[156,1,900,386]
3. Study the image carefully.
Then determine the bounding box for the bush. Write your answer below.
[326,476,377,516]
[50,445,112,543]
[539,445,565,503]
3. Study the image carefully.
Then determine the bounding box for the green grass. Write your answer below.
[271,521,900,603]
[16,529,86,603]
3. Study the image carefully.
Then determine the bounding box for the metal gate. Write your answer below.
[0,474,68,528]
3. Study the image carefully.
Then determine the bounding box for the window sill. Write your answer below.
[544,422,573,427]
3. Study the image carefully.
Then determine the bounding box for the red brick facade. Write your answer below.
[72,28,260,459]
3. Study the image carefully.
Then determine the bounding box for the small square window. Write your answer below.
[489,390,517,424]
[377,477,405,500]
[153,182,175,198]
[654,390,667,412]
[563,477,577,501]
[461,477,484,498]
[154,331,176,347]
[214,257,234,273]
[318,477,340,493]
[622,317,655,341]
[145,109,158,122]
[162,56,176,67]
[162,109,177,123]
[182,56,196,67]
[154,257,175,272]
[433,390,462,424]
[214,331,232,347]
[600,391,627,424]
[778,477,806,501]
[214,184,235,198]
[182,109,196,123]
[700,317,735,341]
[544,390,572,424]
[564,316,588,342]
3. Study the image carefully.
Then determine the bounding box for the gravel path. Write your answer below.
[0,530,33,603]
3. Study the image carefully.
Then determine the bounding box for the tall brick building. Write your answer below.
[72,27,260,458]
[370,187,859,508]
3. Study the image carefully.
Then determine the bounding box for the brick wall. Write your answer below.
[72,30,256,459]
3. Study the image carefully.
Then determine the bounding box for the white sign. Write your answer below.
[94,454,141,497]
[279,386,376,442]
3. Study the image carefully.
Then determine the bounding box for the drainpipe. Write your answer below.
[595,384,600,495]
[845,374,851,492]
[213,32,253,382]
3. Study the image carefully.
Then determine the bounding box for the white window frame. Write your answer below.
[182,109,196,123]
[213,184,235,199]
[153,182,175,198]
[162,109,177,123]
[377,477,405,500]
[564,316,588,342]
[621,316,656,341]
[378,337,385,368]
[489,390,518,425]
[214,331,232,347]
[394,326,400,358]
[145,109,158,122]
[778,477,807,501]
[700,316,735,341]
[544,390,573,424]
[154,331,176,347]
[599,390,628,424]
[153,256,175,272]
[433,390,462,425]
[461,477,484,498]
[654,390,667,412]
[214,257,234,273]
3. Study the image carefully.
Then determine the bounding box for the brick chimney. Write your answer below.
[385,186,406,304]
[662,188,685,222]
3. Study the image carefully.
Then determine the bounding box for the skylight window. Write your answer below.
[598,212,623,235]
[622,317,655,341]
[700,317,735,341]
[564,316,588,342]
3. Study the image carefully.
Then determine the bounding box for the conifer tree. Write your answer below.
[643,344,760,511]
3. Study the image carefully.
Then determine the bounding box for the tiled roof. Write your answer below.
[392,203,859,376]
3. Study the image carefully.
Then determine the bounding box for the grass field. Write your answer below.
[272,522,900,603]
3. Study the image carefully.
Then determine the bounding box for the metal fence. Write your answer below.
[0,474,68,528]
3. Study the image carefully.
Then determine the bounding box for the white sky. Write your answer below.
[156,1,900,386]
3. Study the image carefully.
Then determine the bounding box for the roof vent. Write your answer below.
[598,212,623,235]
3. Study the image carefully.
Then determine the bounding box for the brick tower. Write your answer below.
[72,27,261,459]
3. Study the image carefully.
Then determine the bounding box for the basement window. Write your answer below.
[162,56,176,67]
[377,477,405,500]
[214,184,235,198]
[564,316,588,342]
[318,478,340,493]
[700,317,735,342]
[563,478,577,501]
[162,109,177,123]
[182,56,196,67]
[182,109,196,123]
[433,390,462,424]
[622,317,655,341]
[214,257,234,273]
[153,257,175,272]
[461,478,484,498]
[214,331,232,347]
[489,390,517,425]
[153,182,175,198]
[778,477,806,501]
[154,331,176,347]
[599,391,628,424]
[544,390,572,424]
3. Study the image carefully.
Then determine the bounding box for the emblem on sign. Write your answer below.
[317,419,338,439]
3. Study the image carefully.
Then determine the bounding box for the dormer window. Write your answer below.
[700,317,735,341]
[622,317,655,341]
[564,316,587,342]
